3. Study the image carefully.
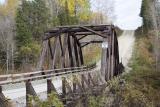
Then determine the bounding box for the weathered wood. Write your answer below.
[81,75,85,89]
[77,35,88,40]
[62,77,67,104]
[38,40,49,70]
[0,86,9,107]
[80,26,107,38]
[73,36,80,67]
[26,80,37,107]
[47,79,58,95]
[44,25,110,40]
[59,36,65,68]
[111,30,115,78]
[65,80,73,93]
[73,76,77,93]
[48,39,53,59]
[81,74,89,88]
[51,36,59,69]
[67,35,74,67]
[70,36,77,67]
[88,73,96,86]
[78,46,84,65]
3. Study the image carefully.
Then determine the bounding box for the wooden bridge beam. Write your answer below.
[26,80,38,107]
[62,77,67,104]
[67,35,74,67]
[0,86,9,107]
[47,79,58,95]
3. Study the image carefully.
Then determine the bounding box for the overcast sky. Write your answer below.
[0,0,5,4]
[0,0,143,30]
[91,0,143,30]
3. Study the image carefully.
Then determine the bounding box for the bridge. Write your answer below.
[0,25,123,107]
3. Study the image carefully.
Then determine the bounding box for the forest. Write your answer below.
[0,0,105,74]
[0,0,160,107]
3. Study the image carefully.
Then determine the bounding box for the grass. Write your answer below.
[106,32,160,107]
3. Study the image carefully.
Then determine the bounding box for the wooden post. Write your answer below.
[47,79,57,95]
[0,86,8,107]
[73,76,77,93]
[62,77,66,104]
[26,81,37,107]
[81,74,85,90]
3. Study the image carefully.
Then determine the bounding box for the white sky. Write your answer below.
[91,0,143,30]
[0,0,5,4]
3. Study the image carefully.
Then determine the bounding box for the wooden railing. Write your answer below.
[0,63,96,85]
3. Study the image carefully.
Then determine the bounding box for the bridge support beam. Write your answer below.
[0,86,9,107]
[47,79,58,96]
[26,81,37,107]
[62,77,67,105]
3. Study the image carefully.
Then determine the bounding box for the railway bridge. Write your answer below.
[0,25,123,107]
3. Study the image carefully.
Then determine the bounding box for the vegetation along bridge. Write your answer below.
[0,25,124,107]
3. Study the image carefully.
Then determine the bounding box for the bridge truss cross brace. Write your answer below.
[38,25,121,80]
[0,25,123,107]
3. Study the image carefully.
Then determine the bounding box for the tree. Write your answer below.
[57,0,91,25]
[15,0,49,68]
[0,0,18,73]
